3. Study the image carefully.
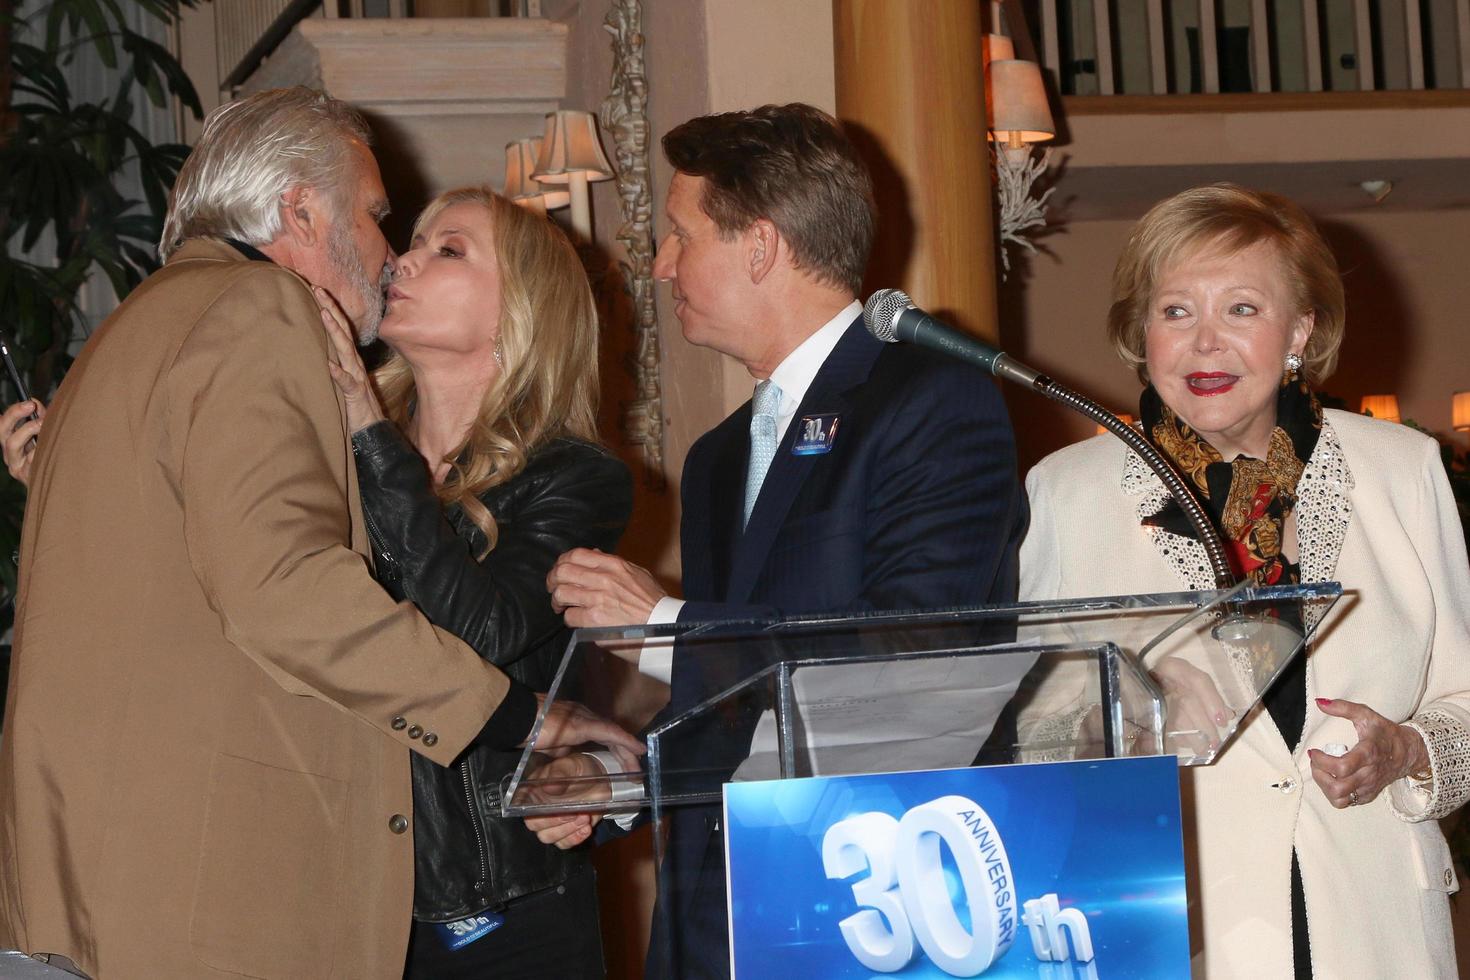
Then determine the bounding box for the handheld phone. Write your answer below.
[0,332,29,403]
[0,332,38,452]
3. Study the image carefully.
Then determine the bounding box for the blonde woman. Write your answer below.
[320,187,632,977]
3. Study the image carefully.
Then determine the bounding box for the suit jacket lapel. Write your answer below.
[704,413,748,600]
[725,319,882,603]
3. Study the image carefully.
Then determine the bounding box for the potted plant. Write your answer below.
[0,0,202,632]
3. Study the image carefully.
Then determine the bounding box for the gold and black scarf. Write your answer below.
[1139,375,1323,586]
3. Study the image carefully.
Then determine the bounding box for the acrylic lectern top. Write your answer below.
[502,582,1342,817]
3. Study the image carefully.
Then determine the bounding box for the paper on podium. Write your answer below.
[733,648,1036,780]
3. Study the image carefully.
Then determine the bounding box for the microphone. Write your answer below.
[862,287,1238,594]
[863,290,1045,389]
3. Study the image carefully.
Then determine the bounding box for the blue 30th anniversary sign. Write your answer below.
[723,757,1188,978]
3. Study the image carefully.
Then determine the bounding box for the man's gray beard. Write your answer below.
[326,226,389,346]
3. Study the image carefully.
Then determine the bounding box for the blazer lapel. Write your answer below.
[1119,415,1355,594]
[1293,417,1353,588]
[724,319,882,603]
[1121,449,1216,592]
[699,411,746,599]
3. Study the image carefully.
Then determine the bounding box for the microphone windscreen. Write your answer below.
[863,289,912,343]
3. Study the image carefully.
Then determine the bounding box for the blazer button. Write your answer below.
[1446,869,1455,887]
[422,732,439,747]
[388,814,409,834]
[391,717,408,731]
[408,725,423,740]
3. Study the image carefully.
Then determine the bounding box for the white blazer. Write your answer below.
[1020,409,1470,979]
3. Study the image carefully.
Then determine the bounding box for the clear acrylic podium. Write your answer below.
[502,582,1341,974]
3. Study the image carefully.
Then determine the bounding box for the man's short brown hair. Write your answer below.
[662,103,875,295]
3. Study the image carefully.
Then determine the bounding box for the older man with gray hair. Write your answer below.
[0,86,633,979]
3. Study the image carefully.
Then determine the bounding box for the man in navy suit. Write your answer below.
[545,103,1026,978]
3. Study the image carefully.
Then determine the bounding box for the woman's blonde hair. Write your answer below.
[1107,183,1345,385]
[374,188,600,553]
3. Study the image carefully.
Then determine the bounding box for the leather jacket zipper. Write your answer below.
[362,506,396,574]
[462,760,491,891]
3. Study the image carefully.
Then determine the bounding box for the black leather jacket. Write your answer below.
[351,421,632,922]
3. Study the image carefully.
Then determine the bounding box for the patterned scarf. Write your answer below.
[1139,375,1323,585]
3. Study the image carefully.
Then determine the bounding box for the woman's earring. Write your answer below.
[1284,352,1303,378]
[493,342,504,369]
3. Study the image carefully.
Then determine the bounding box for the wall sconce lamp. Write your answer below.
[503,137,570,217]
[1452,391,1470,432]
[986,56,1056,274]
[532,109,615,241]
[1360,394,1402,423]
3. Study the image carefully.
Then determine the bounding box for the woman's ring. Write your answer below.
[1348,789,1360,806]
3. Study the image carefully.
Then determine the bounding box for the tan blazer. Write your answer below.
[0,241,514,979]
[1020,409,1470,978]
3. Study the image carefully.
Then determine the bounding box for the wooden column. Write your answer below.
[833,0,998,342]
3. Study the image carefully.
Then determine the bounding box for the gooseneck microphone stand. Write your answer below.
[864,287,1275,758]
[863,288,1239,593]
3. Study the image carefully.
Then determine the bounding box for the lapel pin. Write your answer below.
[792,414,841,455]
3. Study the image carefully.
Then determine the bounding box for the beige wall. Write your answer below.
[173,3,224,143]
[998,217,1137,471]
[705,0,838,416]
[706,0,836,117]
[1323,208,1470,450]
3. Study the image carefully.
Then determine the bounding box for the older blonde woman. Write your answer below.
[1020,185,1470,977]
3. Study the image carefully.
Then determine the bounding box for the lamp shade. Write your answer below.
[504,139,570,210]
[986,59,1055,143]
[1453,390,1470,431]
[532,110,614,185]
[515,194,549,217]
[1360,394,1401,423]
[503,138,539,197]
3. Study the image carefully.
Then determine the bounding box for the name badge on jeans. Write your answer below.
[792,414,840,455]
[434,911,506,950]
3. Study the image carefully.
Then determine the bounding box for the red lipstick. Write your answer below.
[1185,372,1239,396]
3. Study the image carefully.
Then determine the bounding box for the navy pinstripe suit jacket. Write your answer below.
[645,316,1028,979]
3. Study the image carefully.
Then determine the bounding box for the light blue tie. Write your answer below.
[743,380,783,527]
